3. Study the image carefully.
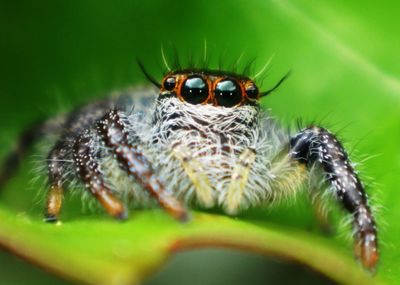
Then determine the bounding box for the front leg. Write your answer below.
[96,110,188,221]
[290,126,378,271]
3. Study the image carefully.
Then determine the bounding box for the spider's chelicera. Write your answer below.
[0,63,378,271]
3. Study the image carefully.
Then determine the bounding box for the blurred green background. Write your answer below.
[0,0,399,284]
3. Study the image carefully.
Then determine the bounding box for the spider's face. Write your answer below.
[159,70,259,108]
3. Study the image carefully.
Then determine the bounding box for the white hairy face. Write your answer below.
[105,94,303,213]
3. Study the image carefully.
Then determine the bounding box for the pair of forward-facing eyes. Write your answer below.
[159,72,259,107]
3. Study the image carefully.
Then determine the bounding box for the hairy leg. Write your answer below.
[73,130,127,219]
[45,140,69,222]
[96,110,188,221]
[0,117,65,190]
[226,146,307,214]
[45,99,114,221]
[171,143,214,208]
[226,148,256,214]
[290,126,378,271]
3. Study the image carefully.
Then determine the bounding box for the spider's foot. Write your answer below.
[45,185,64,223]
[114,209,129,221]
[355,232,378,273]
[168,205,190,223]
[178,210,190,223]
[44,214,59,223]
[197,192,215,209]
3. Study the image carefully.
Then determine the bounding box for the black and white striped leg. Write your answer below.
[45,141,69,222]
[0,121,46,189]
[73,130,127,219]
[96,110,188,221]
[44,100,115,222]
[290,126,378,271]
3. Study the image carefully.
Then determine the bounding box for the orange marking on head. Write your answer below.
[160,70,260,107]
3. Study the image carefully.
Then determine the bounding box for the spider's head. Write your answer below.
[138,61,290,108]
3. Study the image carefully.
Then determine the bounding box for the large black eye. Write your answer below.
[215,79,242,107]
[181,76,209,104]
[163,76,176,91]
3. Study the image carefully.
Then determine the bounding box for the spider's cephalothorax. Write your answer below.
[0,66,378,271]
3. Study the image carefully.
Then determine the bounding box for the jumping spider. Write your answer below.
[0,61,378,271]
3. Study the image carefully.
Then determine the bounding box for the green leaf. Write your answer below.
[0,0,399,284]
[0,207,386,285]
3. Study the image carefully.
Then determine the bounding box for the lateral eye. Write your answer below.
[214,79,242,107]
[180,76,209,104]
[245,82,259,100]
[163,76,176,91]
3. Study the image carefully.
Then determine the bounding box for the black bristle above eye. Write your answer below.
[260,71,291,97]
[137,59,162,89]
